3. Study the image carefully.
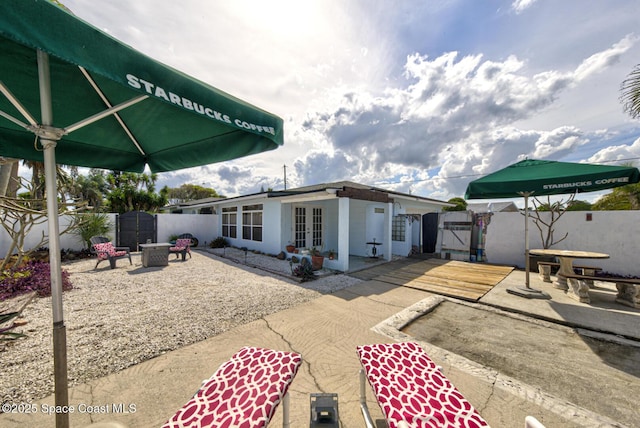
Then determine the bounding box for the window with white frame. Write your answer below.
[242,204,263,241]
[221,207,237,238]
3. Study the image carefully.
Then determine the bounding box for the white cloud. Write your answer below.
[573,34,637,82]
[28,1,640,202]
[512,0,540,14]
[587,136,640,165]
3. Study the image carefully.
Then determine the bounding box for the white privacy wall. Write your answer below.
[483,211,640,276]
[0,213,218,256]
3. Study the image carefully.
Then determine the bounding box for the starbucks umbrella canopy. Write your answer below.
[465,159,640,297]
[0,1,283,172]
[0,2,283,427]
[465,159,639,200]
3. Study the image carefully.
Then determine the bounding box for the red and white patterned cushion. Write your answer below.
[170,238,191,252]
[357,342,489,428]
[93,242,126,260]
[162,346,302,428]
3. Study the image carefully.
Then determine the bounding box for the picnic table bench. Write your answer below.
[537,261,602,284]
[562,272,640,308]
[531,249,609,290]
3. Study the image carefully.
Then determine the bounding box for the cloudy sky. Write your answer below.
[53,0,640,202]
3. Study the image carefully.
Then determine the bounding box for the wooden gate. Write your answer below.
[438,211,472,261]
[117,211,156,251]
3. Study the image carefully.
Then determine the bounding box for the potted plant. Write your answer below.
[310,247,324,271]
[328,249,335,260]
[286,242,295,253]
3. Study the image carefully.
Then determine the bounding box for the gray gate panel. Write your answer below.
[117,211,156,251]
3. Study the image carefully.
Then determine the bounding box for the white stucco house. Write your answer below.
[183,181,452,272]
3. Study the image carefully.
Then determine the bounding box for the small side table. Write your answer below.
[140,243,172,267]
[366,240,382,258]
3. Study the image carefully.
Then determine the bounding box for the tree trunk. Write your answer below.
[0,159,19,197]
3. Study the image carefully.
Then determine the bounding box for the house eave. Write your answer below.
[272,189,338,203]
[392,194,454,207]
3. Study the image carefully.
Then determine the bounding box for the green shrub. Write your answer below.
[74,213,112,249]
[209,237,228,248]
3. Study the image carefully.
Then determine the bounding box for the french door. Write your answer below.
[293,206,323,249]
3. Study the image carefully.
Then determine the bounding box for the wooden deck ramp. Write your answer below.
[350,258,514,301]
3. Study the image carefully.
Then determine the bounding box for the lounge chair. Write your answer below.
[90,236,132,270]
[169,233,193,261]
[162,346,302,428]
[357,342,489,428]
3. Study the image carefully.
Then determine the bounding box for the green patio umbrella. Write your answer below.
[465,159,640,298]
[0,2,283,426]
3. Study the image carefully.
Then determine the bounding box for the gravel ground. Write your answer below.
[1,248,362,405]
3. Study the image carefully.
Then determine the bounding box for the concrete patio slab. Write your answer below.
[1,261,637,427]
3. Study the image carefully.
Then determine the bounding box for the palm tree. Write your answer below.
[621,64,640,119]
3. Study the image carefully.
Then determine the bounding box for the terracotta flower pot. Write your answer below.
[286,245,295,253]
[311,255,324,271]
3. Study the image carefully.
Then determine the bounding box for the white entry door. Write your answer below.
[293,206,323,249]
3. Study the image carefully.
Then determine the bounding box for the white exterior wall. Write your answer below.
[348,200,366,256]
[215,198,281,255]
[321,200,340,254]
[0,214,118,253]
[261,201,282,255]
[484,210,640,276]
[346,199,392,258]
[412,219,421,252]
[155,213,218,247]
[391,216,413,257]
[0,213,218,255]
[335,197,350,271]
[348,200,372,257]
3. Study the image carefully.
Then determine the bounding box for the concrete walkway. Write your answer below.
[2,264,638,427]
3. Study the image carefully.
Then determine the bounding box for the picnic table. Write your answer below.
[529,249,609,290]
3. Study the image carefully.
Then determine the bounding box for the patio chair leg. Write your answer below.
[282,391,290,428]
[359,369,376,428]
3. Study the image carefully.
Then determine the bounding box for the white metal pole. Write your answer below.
[38,49,69,428]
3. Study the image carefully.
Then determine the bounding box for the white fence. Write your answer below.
[483,210,640,277]
[0,213,219,256]
[2,209,639,277]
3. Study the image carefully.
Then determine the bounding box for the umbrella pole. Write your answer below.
[506,192,550,299]
[525,195,530,288]
[38,50,69,428]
